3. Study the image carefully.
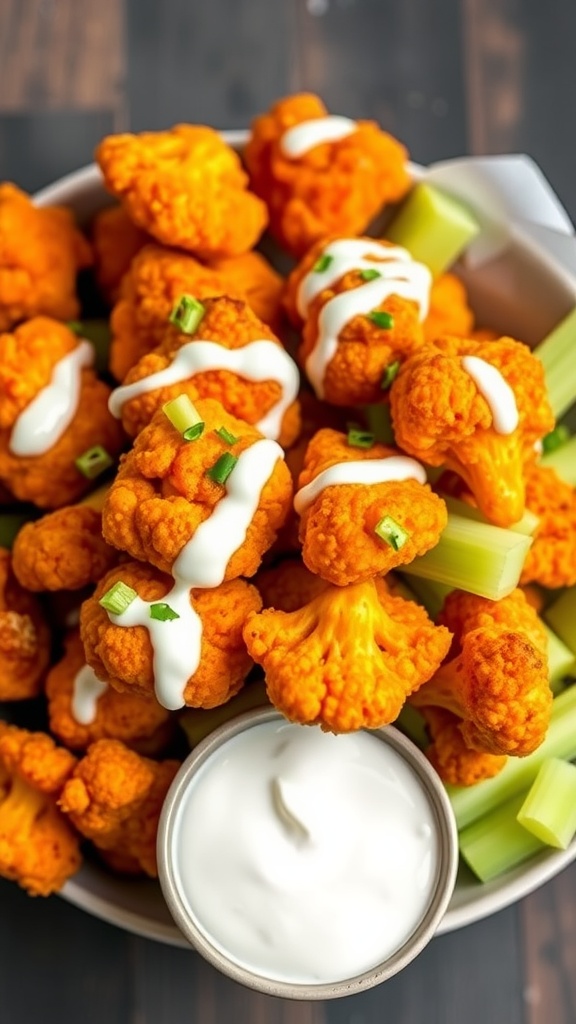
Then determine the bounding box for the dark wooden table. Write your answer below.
[1,1,576,1021]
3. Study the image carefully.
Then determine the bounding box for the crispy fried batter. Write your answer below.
[0,548,50,700]
[12,505,117,591]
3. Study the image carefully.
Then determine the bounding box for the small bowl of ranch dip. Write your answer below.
[157,707,458,999]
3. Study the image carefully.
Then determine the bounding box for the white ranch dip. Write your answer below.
[280,116,357,158]
[171,720,439,985]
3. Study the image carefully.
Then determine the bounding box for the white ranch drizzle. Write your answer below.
[71,664,108,726]
[461,355,519,435]
[107,439,284,711]
[293,456,427,515]
[297,240,432,398]
[9,340,94,456]
[108,340,299,442]
[280,116,357,158]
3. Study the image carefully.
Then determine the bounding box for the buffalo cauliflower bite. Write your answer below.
[244,94,410,257]
[243,577,452,732]
[96,125,268,259]
[255,558,328,613]
[59,739,179,877]
[520,463,576,589]
[420,706,508,786]
[411,589,551,757]
[111,296,300,446]
[81,561,262,707]
[424,274,474,342]
[0,318,125,508]
[109,244,284,381]
[46,631,173,753]
[102,399,293,578]
[0,183,91,332]
[0,723,81,895]
[91,205,149,304]
[295,428,447,586]
[0,548,50,700]
[12,504,118,591]
[390,335,555,527]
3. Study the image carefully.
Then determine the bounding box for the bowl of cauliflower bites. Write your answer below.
[2,93,576,947]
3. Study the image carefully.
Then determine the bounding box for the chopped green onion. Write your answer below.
[67,319,111,375]
[75,445,114,480]
[385,183,480,278]
[446,684,576,830]
[362,404,395,444]
[99,581,138,616]
[183,422,205,442]
[169,295,206,334]
[367,310,394,330]
[375,515,409,551]
[313,254,333,273]
[0,511,38,549]
[544,624,576,693]
[544,586,576,656]
[380,360,400,390]
[442,495,539,537]
[149,603,180,622]
[163,394,202,435]
[347,428,374,449]
[179,681,270,748]
[517,758,576,849]
[401,513,532,601]
[206,452,238,486]
[459,794,545,882]
[359,268,381,282]
[215,427,238,446]
[541,435,576,486]
[535,307,576,419]
[542,424,571,455]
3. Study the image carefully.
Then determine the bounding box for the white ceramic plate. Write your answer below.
[6,142,574,945]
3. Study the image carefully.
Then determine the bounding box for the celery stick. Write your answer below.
[459,794,545,882]
[442,496,539,537]
[179,682,269,748]
[69,319,111,375]
[362,404,395,445]
[385,183,480,278]
[544,586,576,656]
[398,574,452,620]
[517,758,576,849]
[395,704,429,750]
[0,511,37,548]
[535,307,576,420]
[544,624,576,693]
[447,684,576,830]
[401,513,532,600]
[541,435,576,487]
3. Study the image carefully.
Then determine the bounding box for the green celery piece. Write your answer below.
[179,682,269,748]
[517,758,576,849]
[361,404,395,445]
[70,319,111,375]
[544,586,576,656]
[442,495,539,537]
[0,511,37,548]
[401,513,532,601]
[459,794,545,882]
[541,435,576,487]
[535,307,576,420]
[544,624,576,693]
[447,684,576,830]
[385,183,480,278]
[395,704,429,750]
[398,575,453,620]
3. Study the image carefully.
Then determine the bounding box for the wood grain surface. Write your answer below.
[1,1,575,1021]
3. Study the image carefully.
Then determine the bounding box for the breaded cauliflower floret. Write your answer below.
[255,558,328,613]
[244,94,410,257]
[244,577,452,732]
[59,739,178,877]
[420,707,507,786]
[96,125,268,259]
[424,274,474,343]
[109,244,283,380]
[91,205,149,304]
[0,548,50,700]
[112,296,300,445]
[12,504,117,591]
[295,428,447,586]
[46,631,172,753]
[102,399,292,578]
[390,335,555,526]
[0,723,81,895]
[81,562,262,707]
[0,318,125,508]
[412,589,551,756]
[0,183,91,331]
[520,463,576,589]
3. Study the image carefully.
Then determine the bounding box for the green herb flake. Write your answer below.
[347,428,375,449]
[149,603,180,622]
[169,295,206,334]
[380,360,400,391]
[206,452,238,486]
[359,268,381,282]
[542,425,571,456]
[374,515,409,551]
[99,581,138,616]
[368,310,395,330]
[313,254,333,273]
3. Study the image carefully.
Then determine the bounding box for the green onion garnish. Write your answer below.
[149,603,180,622]
[99,581,138,616]
[169,295,206,334]
[75,445,114,480]
[215,427,238,446]
[206,452,238,486]
[380,360,400,390]
[359,268,381,282]
[542,424,570,455]
[163,395,202,435]
[347,428,375,449]
[313,254,333,273]
[374,515,409,551]
[368,311,394,330]
[183,422,205,442]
